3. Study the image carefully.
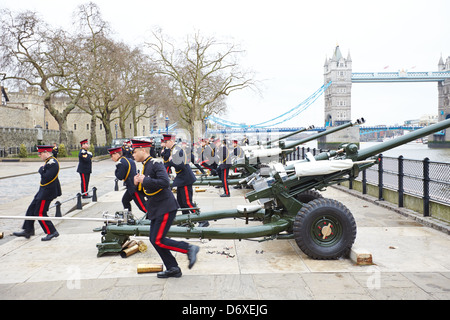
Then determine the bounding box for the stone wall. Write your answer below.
[0,126,69,151]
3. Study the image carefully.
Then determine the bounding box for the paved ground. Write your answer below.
[0,159,450,303]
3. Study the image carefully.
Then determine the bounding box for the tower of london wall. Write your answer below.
[0,126,63,151]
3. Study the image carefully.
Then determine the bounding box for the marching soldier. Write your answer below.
[214,138,232,197]
[77,139,92,198]
[163,134,197,215]
[161,139,171,173]
[13,145,61,241]
[191,141,205,174]
[199,138,217,176]
[52,142,59,158]
[121,140,133,159]
[233,139,244,162]
[242,135,249,146]
[108,146,147,214]
[232,139,245,189]
[132,139,199,278]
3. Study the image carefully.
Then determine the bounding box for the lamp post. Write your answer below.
[165,116,169,133]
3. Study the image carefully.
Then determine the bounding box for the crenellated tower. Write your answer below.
[319,45,359,149]
[323,45,353,126]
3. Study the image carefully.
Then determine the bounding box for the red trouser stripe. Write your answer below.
[81,173,87,193]
[39,200,51,234]
[134,192,147,212]
[200,161,210,169]
[223,169,229,195]
[155,213,188,254]
[184,185,195,213]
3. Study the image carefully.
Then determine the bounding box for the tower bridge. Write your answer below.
[207,46,450,147]
[321,45,450,148]
[352,71,450,83]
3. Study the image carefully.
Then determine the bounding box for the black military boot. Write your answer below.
[13,229,35,239]
[187,244,200,269]
[41,231,59,241]
[157,266,182,278]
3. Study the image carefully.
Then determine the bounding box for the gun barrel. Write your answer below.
[263,125,313,146]
[284,118,365,150]
[357,118,450,160]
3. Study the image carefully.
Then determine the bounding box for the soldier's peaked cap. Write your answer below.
[37,145,53,153]
[107,147,122,155]
[131,139,152,148]
[163,134,176,141]
[80,139,88,145]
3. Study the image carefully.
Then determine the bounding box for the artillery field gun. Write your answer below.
[95,118,450,259]
[193,118,365,186]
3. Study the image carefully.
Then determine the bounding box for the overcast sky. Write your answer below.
[2,0,450,127]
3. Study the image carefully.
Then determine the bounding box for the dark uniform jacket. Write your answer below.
[201,144,217,168]
[215,144,232,170]
[140,156,179,219]
[161,147,170,171]
[121,145,133,159]
[52,146,58,158]
[233,145,244,159]
[36,156,62,200]
[115,156,137,195]
[168,145,197,187]
[77,149,92,174]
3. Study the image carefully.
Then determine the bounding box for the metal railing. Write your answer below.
[50,187,97,217]
[355,155,450,216]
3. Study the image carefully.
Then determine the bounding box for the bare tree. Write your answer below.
[69,2,113,146]
[71,3,168,144]
[146,29,257,139]
[0,9,80,145]
[117,47,158,138]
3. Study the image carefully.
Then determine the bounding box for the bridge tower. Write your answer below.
[431,55,450,147]
[319,45,360,149]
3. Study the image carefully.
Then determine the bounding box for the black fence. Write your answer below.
[0,145,109,157]
[0,146,30,157]
[287,146,450,216]
[356,155,449,216]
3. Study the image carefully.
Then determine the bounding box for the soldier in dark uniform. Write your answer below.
[13,146,61,241]
[232,139,245,189]
[242,135,249,146]
[163,135,197,215]
[121,140,133,159]
[214,138,232,197]
[199,138,217,175]
[108,146,147,214]
[160,139,171,174]
[52,142,59,158]
[149,139,157,158]
[190,141,205,174]
[233,139,244,163]
[77,139,92,198]
[132,139,199,278]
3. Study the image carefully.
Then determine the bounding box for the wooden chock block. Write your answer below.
[350,247,373,266]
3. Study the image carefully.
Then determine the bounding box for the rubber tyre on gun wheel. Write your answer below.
[293,198,356,260]
[295,190,323,203]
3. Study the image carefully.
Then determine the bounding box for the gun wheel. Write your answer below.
[293,198,356,260]
[295,190,323,203]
